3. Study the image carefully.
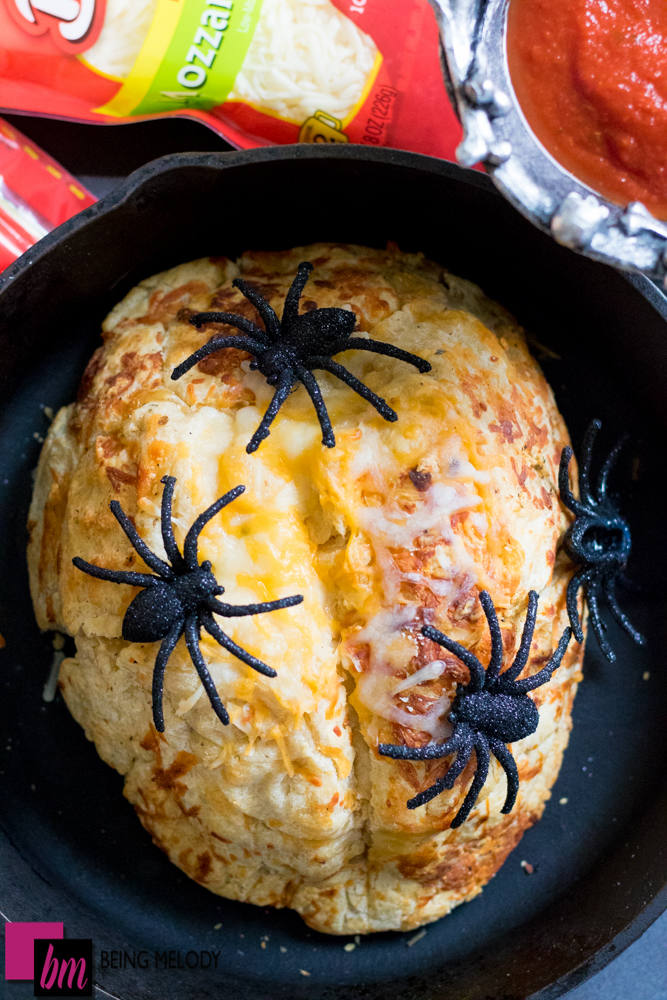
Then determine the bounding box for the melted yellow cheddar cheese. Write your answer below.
[27,244,582,934]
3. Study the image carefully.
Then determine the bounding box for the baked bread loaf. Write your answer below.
[27,243,583,934]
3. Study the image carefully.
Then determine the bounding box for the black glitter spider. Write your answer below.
[72,475,303,731]
[559,418,644,662]
[171,261,431,453]
[378,591,572,827]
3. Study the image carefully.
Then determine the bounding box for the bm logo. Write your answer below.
[34,939,92,997]
[3,923,92,996]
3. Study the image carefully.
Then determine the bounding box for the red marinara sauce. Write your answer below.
[507,0,667,220]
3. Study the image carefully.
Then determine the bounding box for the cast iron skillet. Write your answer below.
[0,146,665,1000]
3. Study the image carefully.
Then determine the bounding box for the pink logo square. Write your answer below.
[4,922,64,980]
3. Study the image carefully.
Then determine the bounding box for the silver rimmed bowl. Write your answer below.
[431,0,667,289]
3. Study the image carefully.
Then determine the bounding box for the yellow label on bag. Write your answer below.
[97,0,262,118]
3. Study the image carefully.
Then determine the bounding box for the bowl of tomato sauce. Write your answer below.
[431,0,667,289]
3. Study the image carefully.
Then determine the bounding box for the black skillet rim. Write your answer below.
[2,143,666,308]
[0,144,665,1000]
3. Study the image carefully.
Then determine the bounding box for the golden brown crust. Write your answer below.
[27,243,583,933]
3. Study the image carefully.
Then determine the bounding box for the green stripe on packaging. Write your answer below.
[131,0,262,116]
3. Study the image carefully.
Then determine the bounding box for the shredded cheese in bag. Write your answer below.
[0,0,461,158]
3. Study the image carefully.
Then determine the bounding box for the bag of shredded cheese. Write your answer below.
[0,117,95,271]
[0,0,460,157]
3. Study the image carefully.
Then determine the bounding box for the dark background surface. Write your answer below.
[0,115,665,1000]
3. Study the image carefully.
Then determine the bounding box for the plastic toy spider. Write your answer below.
[171,261,431,453]
[72,475,303,731]
[559,418,644,662]
[378,590,572,827]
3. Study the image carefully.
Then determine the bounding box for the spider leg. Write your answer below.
[207,594,303,618]
[201,611,277,678]
[378,730,464,761]
[294,364,336,448]
[184,615,230,726]
[440,735,474,787]
[566,514,596,556]
[405,772,456,810]
[109,500,174,579]
[488,737,520,814]
[333,336,432,374]
[450,735,491,828]
[566,568,589,642]
[189,311,269,343]
[246,371,295,454]
[501,590,538,683]
[406,736,474,810]
[151,619,184,733]
[479,590,505,683]
[232,279,281,339]
[72,557,159,589]
[281,262,313,327]
[603,575,645,646]
[422,624,486,691]
[511,625,572,692]
[159,475,185,571]
[558,447,590,518]
[596,433,628,503]
[586,581,616,662]
[171,335,268,381]
[578,418,602,506]
[407,757,472,810]
[181,485,245,569]
[310,357,397,421]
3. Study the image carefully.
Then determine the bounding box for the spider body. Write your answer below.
[73,475,303,731]
[171,261,431,453]
[121,562,222,643]
[450,689,539,743]
[378,590,572,827]
[559,418,644,661]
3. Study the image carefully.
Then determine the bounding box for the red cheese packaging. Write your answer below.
[0,0,460,157]
[0,117,95,270]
